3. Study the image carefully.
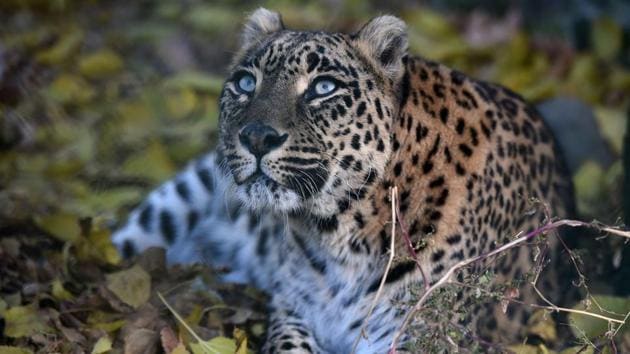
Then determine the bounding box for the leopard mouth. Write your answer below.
[241,169,278,187]
[235,168,302,212]
[239,169,285,197]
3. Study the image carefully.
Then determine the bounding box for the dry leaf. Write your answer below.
[161,326,181,353]
[106,265,151,309]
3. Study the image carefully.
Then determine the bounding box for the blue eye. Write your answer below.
[237,74,256,93]
[313,79,336,96]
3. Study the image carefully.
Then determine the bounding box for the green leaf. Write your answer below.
[46,74,96,105]
[591,17,622,61]
[51,279,74,301]
[569,295,630,339]
[559,347,595,354]
[75,226,122,266]
[91,336,113,354]
[87,311,126,332]
[184,5,239,34]
[35,212,81,243]
[35,28,83,65]
[594,107,627,154]
[233,328,248,354]
[122,140,176,182]
[106,265,151,309]
[403,8,458,39]
[79,49,124,79]
[164,71,224,95]
[0,347,34,354]
[165,88,198,120]
[190,337,237,354]
[506,344,548,354]
[565,55,604,104]
[3,305,52,338]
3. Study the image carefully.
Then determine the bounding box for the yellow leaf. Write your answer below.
[565,55,604,104]
[122,140,176,182]
[560,346,595,354]
[591,17,622,61]
[81,227,121,265]
[164,71,224,94]
[81,188,143,215]
[233,328,248,354]
[184,5,239,34]
[594,107,626,154]
[3,305,52,338]
[79,49,124,79]
[573,160,606,214]
[403,8,458,39]
[609,67,630,92]
[106,265,151,309]
[184,305,203,326]
[91,319,127,333]
[172,343,191,354]
[506,344,549,354]
[91,336,112,354]
[116,99,154,124]
[35,212,81,243]
[526,310,557,343]
[51,279,74,301]
[166,88,198,120]
[189,337,236,354]
[44,158,85,178]
[569,295,630,339]
[0,346,34,354]
[36,29,83,65]
[87,311,126,332]
[47,74,96,105]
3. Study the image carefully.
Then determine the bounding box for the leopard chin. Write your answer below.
[235,173,302,213]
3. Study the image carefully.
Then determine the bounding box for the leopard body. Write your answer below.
[113,8,573,353]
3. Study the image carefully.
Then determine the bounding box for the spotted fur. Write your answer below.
[113,8,573,353]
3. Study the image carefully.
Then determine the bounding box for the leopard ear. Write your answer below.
[354,15,408,80]
[241,8,284,47]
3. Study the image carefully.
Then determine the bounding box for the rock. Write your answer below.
[537,96,615,174]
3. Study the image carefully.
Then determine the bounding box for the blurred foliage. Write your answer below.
[0,0,629,352]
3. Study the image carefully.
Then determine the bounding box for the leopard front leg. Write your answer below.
[262,309,324,354]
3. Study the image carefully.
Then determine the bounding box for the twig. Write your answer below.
[350,187,398,354]
[388,219,630,351]
[157,292,219,354]
[394,200,429,292]
[612,309,630,337]
[451,280,627,325]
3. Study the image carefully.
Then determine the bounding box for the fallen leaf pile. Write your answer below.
[0,220,267,353]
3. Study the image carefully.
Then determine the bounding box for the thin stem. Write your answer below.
[388,217,630,351]
[350,187,398,354]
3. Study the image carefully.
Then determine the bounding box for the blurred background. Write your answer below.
[1,0,629,226]
[0,0,629,352]
[1,0,629,228]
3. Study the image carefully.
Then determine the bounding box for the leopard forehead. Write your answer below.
[236,31,359,76]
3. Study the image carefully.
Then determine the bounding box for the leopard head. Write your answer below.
[218,8,408,217]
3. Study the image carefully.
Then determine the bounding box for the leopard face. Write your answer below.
[218,10,408,215]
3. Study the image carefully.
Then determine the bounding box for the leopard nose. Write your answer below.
[239,123,288,157]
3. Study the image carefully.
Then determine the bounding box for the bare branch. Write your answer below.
[388,217,630,352]
[394,199,429,292]
[351,187,398,354]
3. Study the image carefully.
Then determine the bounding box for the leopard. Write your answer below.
[112,8,575,353]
